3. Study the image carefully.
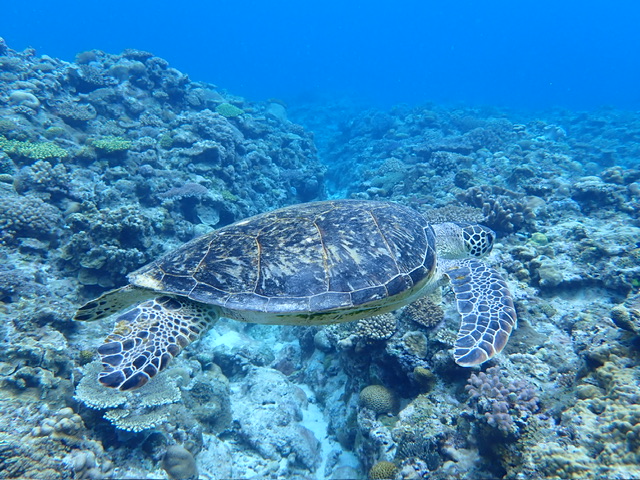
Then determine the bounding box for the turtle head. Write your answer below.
[432,223,495,259]
[460,224,495,257]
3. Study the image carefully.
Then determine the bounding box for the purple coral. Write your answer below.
[465,366,540,436]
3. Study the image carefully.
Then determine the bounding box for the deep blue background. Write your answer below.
[2,1,639,110]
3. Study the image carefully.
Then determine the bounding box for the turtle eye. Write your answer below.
[486,231,494,247]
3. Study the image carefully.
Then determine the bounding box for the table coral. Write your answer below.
[0,135,69,161]
[75,361,182,432]
[90,136,132,153]
[216,102,244,118]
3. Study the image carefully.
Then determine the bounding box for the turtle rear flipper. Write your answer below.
[74,285,155,322]
[97,296,219,391]
[443,259,517,366]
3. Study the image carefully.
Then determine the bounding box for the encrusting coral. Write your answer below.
[400,295,444,329]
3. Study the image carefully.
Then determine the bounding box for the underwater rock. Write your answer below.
[162,445,198,480]
[181,364,231,433]
[231,366,321,472]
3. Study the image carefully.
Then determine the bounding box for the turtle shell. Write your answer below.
[129,200,437,321]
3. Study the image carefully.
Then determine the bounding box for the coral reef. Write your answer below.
[75,361,183,432]
[0,191,62,245]
[368,460,398,479]
[359,385,397,415]
[466,366,540,436]
[457,185,535,233]
[400,295,444,329]
[2,34,640,480]
[325,313,397,351]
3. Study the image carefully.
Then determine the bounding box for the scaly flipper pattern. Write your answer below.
[97,296,219,391]
[74,285,155,322]
[443,259,517,366]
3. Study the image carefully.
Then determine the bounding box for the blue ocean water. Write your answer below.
[3,0,639,110]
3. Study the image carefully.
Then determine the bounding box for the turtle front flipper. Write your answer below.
[443,259,517,366]
[74,285,156,322]
[97,296,219,391]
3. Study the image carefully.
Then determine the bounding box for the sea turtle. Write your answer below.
[75,199,517,391]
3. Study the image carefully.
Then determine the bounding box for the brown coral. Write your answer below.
[401,296,444,329]
[327,313,397,350]
[457,185,535,233]
[368,460,398,479]
[359,385,397,415]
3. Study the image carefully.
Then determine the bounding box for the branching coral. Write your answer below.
[465,366,540,436]
[457,185,535,233]
[0,193,62,244]
[327,313,397,350]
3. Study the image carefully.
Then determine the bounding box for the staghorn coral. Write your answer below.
[359,385,397,415]
[465,366,540,436]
